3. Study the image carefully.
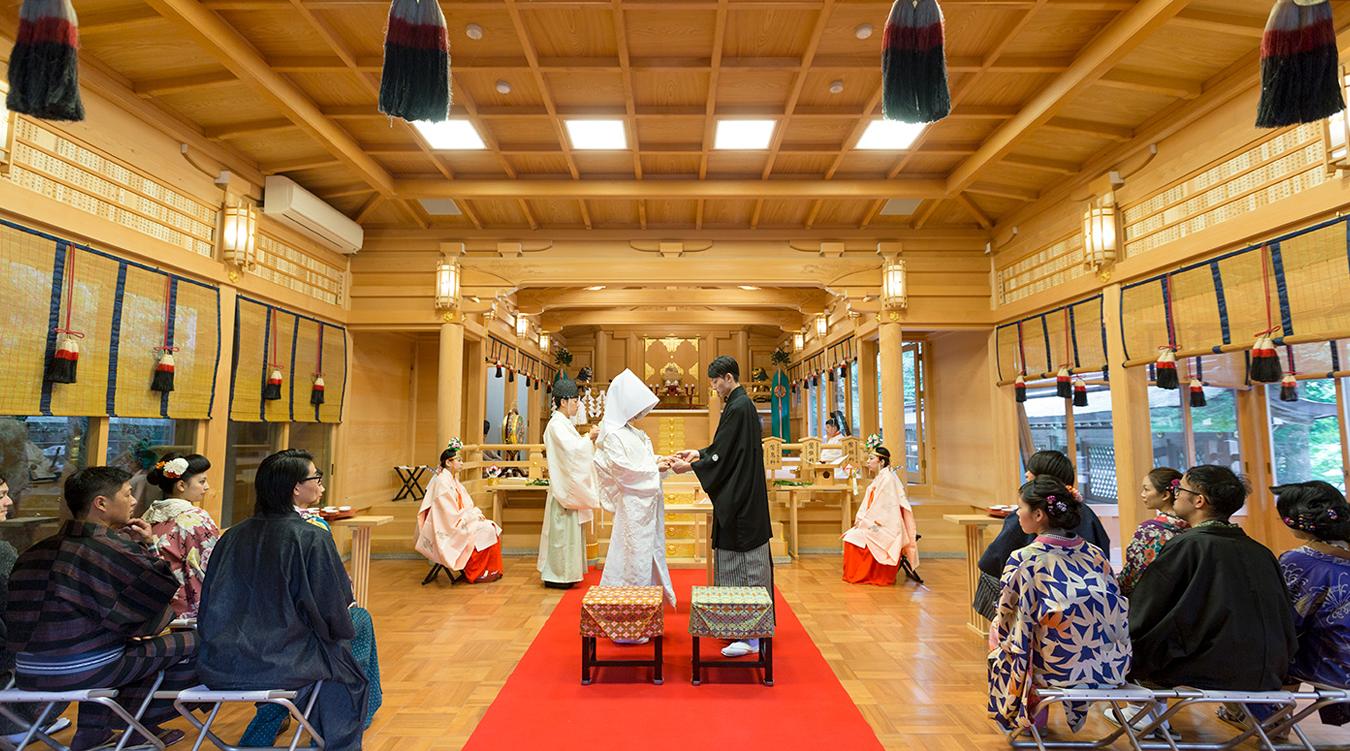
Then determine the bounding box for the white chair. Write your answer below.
[0,671,169,751]
[163,682,325,751]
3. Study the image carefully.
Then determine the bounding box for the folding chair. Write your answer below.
[0,670,169,751]
[420,563,462,586]
[165,682,325,751]
[900,533,924,585]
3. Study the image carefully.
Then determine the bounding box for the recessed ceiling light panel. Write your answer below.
[714,119,776,150]
[856,119,926,150]
[564,119,627,150]
[413,119,486,149]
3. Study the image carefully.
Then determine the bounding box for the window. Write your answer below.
[0,416,89,517]
[807,383,819,437]
[1190,387,1241,472]
[107,418,195,470]
[221,421,280,526]
[849,360,861,437]
[1148,354,1244,476]
[833,368,848,432]
[903,343,926,481]
[1268,378,1344,491]
[1149,386,1187,471]
[1018,380,1116,504]
[1022,386,1070,458]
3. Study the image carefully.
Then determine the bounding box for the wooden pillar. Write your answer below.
[858,338,879,439]
[198,284,238,522]
[464,337,486,443]
[987,329,1022,495]
[1103,284,1152,537]
[527,379,543,444]
[734,330,749,374]
[879,319,905,456]
[438,318,465,447]
[594,332,608,381]
[1236,386,1279,547]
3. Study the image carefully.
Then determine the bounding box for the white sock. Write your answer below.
[746,638,759,650]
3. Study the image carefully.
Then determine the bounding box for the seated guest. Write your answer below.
[7,467,196,750]
[1118,467,1188,597]
[842,445,918,586]
[1275,480,1350,726]
[481,420,503,462]
[1130,466,1296,692]
[142,452,221,618]
[198,449,369,751]
[974,450,1111,620]
[820,412,846,465]
[416,440,503,583]
[988,474,1130,733]
[0,479,70,744]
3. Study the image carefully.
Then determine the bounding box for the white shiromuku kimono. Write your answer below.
[539,410,600,584]
[415,471,502,570]
[842,467,918,569]
[594,369,676,607]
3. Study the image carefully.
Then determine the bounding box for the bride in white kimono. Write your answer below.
[594,369,677,611]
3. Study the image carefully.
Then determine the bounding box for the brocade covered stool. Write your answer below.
[579,585,665,685]
[688,585,775,686]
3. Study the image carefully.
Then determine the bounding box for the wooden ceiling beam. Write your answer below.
[1042,116,1133,140]
[1171,8,1267,37]
[133,70,238,97]
[518,287,827,314]
[139,0,397,195]
[966,182,1039,202]
[395,178,947,199]
[542,309,805,330]
[79,6,164,32]
[955,193,994,230]
[261,155,344,173]
[945,0,1191,194]
[203,118,297,139]
[1000,153,1081,175]
[1097,68,1202,99]
[760,0,834,188]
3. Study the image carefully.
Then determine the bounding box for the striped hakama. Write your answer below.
[714,540,775,630]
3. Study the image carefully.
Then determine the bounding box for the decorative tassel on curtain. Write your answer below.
[311,326,326,406]
[264,311,283,401]
[151,276,177,393]
[44,248,82,384]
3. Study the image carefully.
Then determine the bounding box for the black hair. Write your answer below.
[707,355,739,381]
[873,446,891,468]
[146,452,211,495]
[1026,450,1075,486]
[827,410,849,436]
[439,447,459,468]
[552,377,579,408]
[1274,481,1350,543]
[255,449,315,516]
[64,466,132,518]
[1146,467,1183,499]
[1019,474,1082,530]
[1183,465,1249,519]
[483,419,491,436]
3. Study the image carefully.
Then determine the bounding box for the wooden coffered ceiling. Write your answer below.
[4,0,1336,231]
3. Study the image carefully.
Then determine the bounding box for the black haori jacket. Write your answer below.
[693,386,773,552]
[1128,522,1297,691]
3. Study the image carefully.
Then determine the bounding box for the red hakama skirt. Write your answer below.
[463,541,504,583]
[842,541,898,586]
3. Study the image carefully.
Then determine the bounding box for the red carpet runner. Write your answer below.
[464,568,884,750]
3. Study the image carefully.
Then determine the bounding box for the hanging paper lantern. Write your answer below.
[378,0,451,123]
[1055,367,1072,399]
[882,0,950,124]
[5,0,85,122]
[1255,0,1343,129]
[1072,377,1088,408]
[1154,348,1179,390]
[1250,334,1282,383]
[151,350,176,393]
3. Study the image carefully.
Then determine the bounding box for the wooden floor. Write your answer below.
[53,556,1350,749]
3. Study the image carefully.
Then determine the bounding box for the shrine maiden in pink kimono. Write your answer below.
[842,443,917,586]
[415,439,503,583]
[988,475,1131,733]
[594,369,676,610]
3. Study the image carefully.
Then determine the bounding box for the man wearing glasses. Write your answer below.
[1128,465,1296,699]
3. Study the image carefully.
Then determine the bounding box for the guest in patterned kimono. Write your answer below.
[7,467,197,750]
[416,439,504,584]
[1118,467,1187,597]
[1275,480,1350,725]
[198,449,369,751]
[987,474,1130,733]
[141,452,221,618]
[974,450,1112,621]
[841,444,918,586]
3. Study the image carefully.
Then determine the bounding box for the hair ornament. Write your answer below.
[1328,509,1340,521]
[1169,478,1181,490]
[864,433,883,452]
[158,457,190,480]
[446,437,463,453]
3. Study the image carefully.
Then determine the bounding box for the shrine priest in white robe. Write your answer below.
[538,378,601,589]
[594,369,677,615]
[671,355,775,658]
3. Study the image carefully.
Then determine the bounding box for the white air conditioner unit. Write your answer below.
[262,176,364,254]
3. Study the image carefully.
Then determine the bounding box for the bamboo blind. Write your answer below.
[1121,216,1350,366]
[994,295,1108,384]
[254,230,345,306]
[5,118,218,257]
[995,232,1088,306]
[230,297,347,423]
[0,219,220,419]
[1122,123,1326,259]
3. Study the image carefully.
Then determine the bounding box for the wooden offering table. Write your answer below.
[333,515,394,608]
[943,513,1006,636]
[782,484,854,558]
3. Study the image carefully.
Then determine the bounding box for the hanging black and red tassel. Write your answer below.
[310,326,325,405]
[1014,374,1027,403]
[1279,372,1300,402]
[1255,0,1343,128]
[828,367,836,382]
[378,0,451,123]
[1055,367,1072,398]
[882,0,951,124]
[44,249,81,384]
[263,313,283,401]
[494,359,503,378]
[1154,347,1179,390]
[1250,333,1282,383]
[508,367,515,383]
[1187,378,1206,407]
[5,0,85,122]
[1072,377,1088,407]
[151,350,176,393]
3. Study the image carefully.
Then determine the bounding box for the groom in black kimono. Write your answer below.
[672,355,774,658]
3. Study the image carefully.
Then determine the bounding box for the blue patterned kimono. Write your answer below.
[1281,544,1350,725]
[988,534,1132,732]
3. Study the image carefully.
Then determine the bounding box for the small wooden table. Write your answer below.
[780,484,854,558]
[485,480,548,524]
[943,513,1007,636]
[666,503,714,582]
[333,515,393,608]
[0,516,60,552]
